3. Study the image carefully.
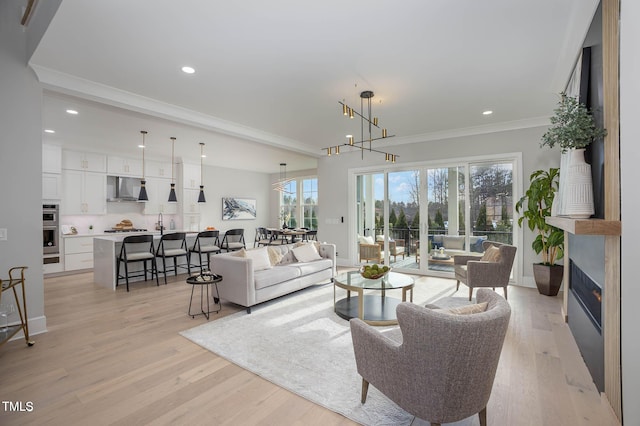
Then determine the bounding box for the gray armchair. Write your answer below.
[454,241,516,301]
[350,289,511,426]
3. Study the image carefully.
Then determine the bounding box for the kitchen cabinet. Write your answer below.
[182,188,201,214]
[143,177,178,215]
[146,160,174,179]
[182,163,201,189]
[107,156,143,177]
[62,150,107,173]
[61,169,107,215]
[42,144,62,173]
[42,173,61,199]
[64,236,94,271]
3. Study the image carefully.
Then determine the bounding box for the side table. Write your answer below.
[186,273,223,320]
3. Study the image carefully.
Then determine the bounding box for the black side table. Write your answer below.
[186,273,223,319]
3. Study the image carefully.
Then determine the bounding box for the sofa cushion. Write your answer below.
[254,266,301,290]
[292,243,322,262]
[243,247,272,271]
[443,235,465,250]
[358,235,375,245]
[292,258,333,276]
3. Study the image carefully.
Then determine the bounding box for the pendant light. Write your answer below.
[197,142,206,203]
[138,130,149,202]
[168,137,177,203]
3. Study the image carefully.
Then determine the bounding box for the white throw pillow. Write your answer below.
[292,243,323,262]
[358,235,374,245]
[244,247,272,271]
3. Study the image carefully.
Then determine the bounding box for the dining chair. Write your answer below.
[156,232,190,284]
[116,234,158,291]
[189,230,221,273]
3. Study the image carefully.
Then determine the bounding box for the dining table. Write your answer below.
[266,228,308,244]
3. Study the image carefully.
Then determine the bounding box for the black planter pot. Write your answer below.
[533,263,564,296]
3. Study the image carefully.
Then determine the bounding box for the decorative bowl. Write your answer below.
[360,266,391,280]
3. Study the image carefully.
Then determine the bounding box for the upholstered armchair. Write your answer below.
[375,238,405,262]
[350,289,511,426]
[454,241,517,301]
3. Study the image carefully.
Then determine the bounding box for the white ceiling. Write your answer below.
[30,0,599,173]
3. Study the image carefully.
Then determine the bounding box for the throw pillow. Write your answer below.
[232,248,246,257]
[266,246,284,266]
[358,235,374,245]
[481,245,502,263]
[244,247,272,271]
[447,302,488,315]
[292,243,323,262]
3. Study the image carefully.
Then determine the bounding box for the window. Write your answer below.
[280,177,318,229]
[302,178,318,229]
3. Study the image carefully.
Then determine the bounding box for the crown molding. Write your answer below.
[31,65,320,157]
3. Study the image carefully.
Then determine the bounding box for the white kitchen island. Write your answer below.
[93,232,198,290]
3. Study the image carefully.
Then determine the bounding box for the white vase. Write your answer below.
[552,150,571,216]
[564,148,594,219]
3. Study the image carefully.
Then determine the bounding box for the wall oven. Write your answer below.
[43,204,59,256]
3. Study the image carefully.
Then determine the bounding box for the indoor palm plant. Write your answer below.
[515,168,565,295]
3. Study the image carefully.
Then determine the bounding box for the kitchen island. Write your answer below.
[93,232,198,290]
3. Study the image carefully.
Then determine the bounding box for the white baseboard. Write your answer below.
[7,315,47,342]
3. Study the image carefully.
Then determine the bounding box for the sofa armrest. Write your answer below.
[210,253,256,307]
[318,243,337,278]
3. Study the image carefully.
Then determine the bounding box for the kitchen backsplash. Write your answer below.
[60,202,181,234]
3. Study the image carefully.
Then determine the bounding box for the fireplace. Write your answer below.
[568,256,604,392]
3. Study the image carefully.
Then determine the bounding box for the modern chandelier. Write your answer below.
[323,90,397,162]
[272,162,294,194]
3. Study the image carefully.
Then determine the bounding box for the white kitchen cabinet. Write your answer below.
[61,169,107,215]
[182,163,201,189]
[62,150,107,173]
[146,160,174,179]
[182,188,201,214]
[42,144,62,174]
[143,177,178,215]
[42,173,61,199]
[107,155,143,177]
[64,236,94,271]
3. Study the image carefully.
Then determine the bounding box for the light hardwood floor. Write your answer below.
[0,271,620,425]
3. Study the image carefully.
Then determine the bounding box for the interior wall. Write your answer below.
[0,1,48,335]
[620,0,639,422]
[317,125,559,286]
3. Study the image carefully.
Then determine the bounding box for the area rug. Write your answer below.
[180,277,471,425]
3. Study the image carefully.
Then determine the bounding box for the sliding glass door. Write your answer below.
[354,157,515,278]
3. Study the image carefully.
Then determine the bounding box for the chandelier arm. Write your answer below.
[338,101,383,128]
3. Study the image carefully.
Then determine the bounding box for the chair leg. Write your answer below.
[504,286,508,300]
[153,258,159,286]
[361,378,369,404]
[143,260,148,281]
[173,257,178,276]
[124,261,130,292]
[479,407,487,426]
[469,286,473,301]
[161,256,167,284]
[456,280,460,291]
[116,257,121,288]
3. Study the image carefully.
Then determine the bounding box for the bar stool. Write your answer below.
[189,230,221,274]
[220,228,246,252]
[116,235,158,292]
[156,232,190,284]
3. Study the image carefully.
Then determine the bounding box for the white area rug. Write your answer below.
[180,278,471,425]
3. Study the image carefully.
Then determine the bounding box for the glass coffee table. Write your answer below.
[333,271,414,326]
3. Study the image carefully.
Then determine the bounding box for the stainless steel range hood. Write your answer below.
[107,176,142,202]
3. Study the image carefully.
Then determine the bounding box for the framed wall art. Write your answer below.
[222,197,257,220]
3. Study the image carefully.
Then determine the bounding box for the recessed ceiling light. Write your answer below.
[44,129,55,133]
[482,110,493,115]
[181,66,195,74]
[66,109,78,115]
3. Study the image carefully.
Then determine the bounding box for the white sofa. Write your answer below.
[211,242,336,313]
[431,235,487,255]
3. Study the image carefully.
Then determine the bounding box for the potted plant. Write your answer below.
[540,92,606,218]
[515,168,565,296]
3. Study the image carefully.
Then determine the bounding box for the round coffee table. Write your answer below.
[333,271,414,326]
